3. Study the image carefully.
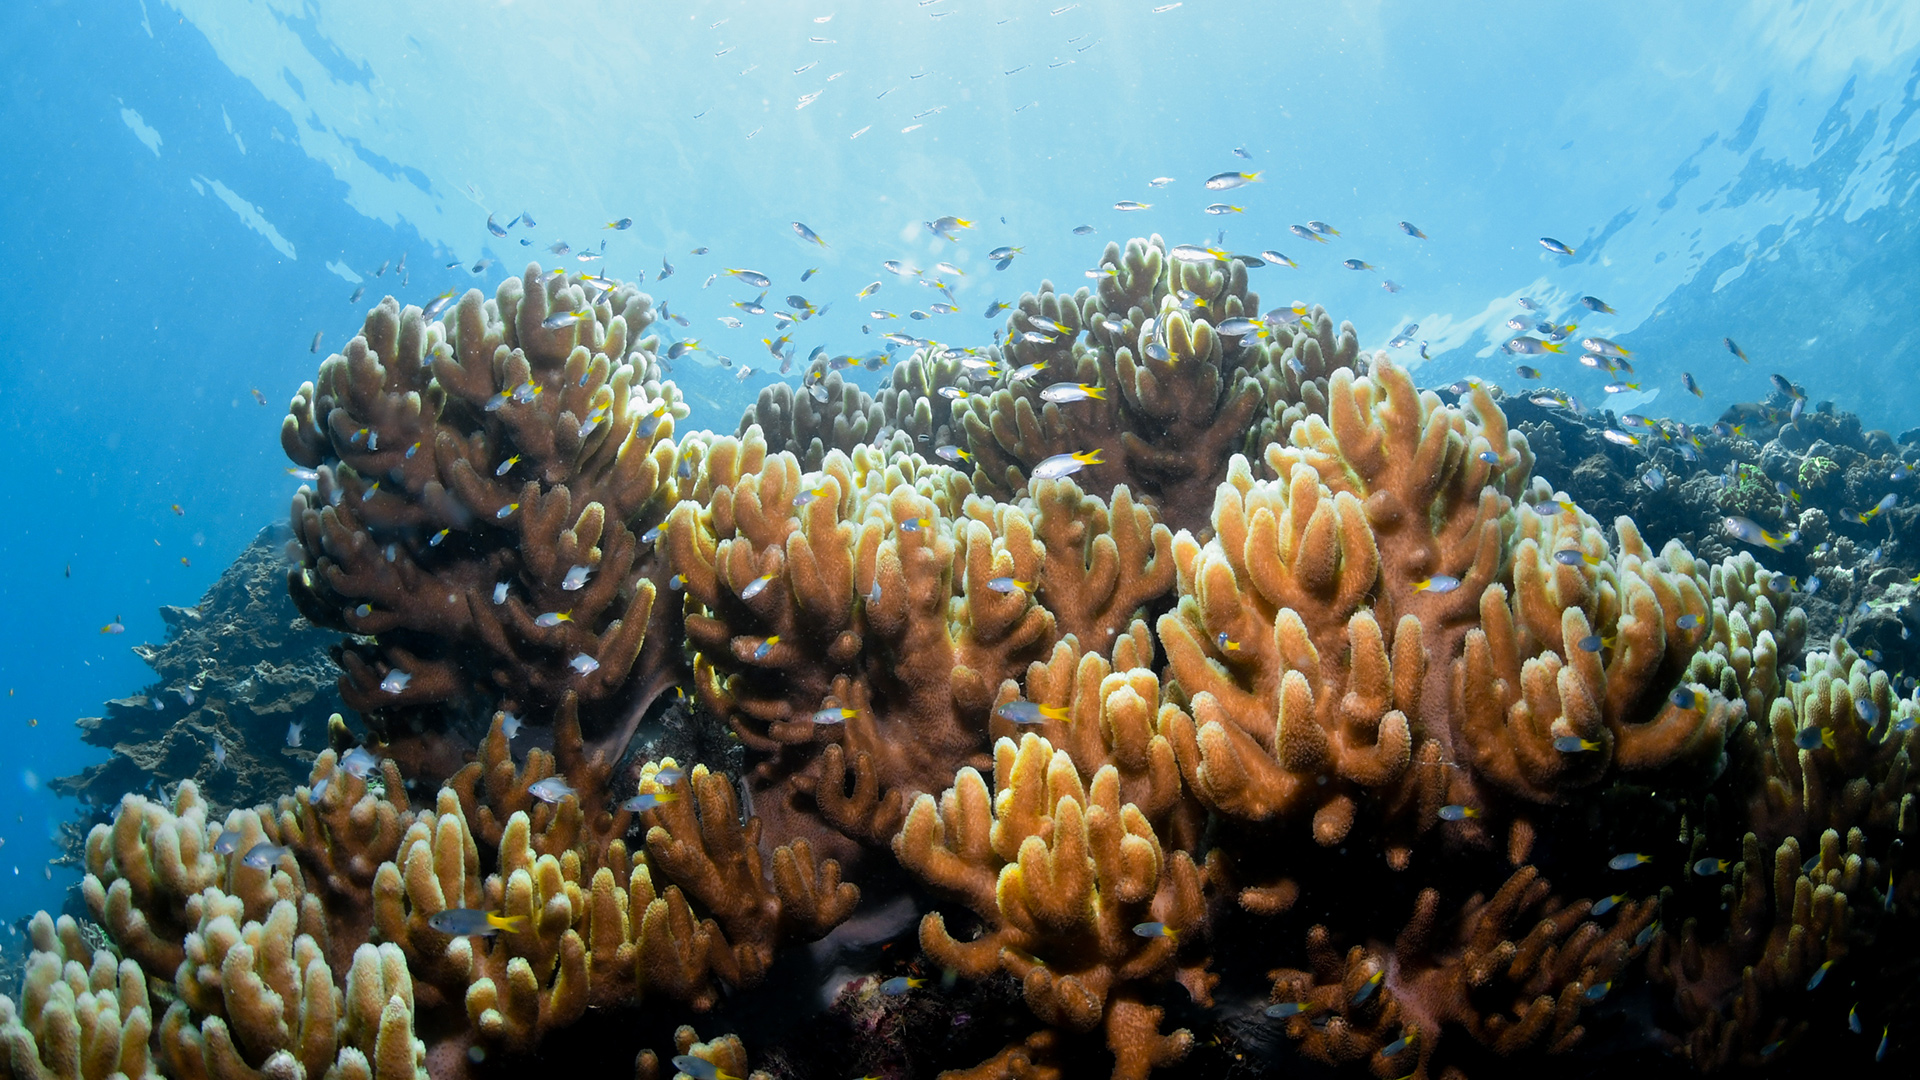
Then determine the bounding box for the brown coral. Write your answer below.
[662,429,1175,859]
[1157,362,1726,874]
[896,734,1209,1080]
[283,267,685,758]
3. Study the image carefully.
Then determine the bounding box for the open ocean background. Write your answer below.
[2,0,1919,929]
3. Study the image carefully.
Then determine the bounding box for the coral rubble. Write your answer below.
[17,246,1920,1080]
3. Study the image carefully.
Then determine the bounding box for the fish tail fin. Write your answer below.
[494,914,529,934]
[1542,341,1564,353]
[1086,385,1106,399]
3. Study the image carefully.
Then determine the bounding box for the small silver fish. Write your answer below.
[1506,337,1562,356]
[1723,516,1790,551]
[570,653,600,674]
[1032,450,1102,480]
[527,776,577,804]
[1204,170,1260,190]
[428,908,526,936]
[212,831,242,855]
[286,721,303,748]
[561,566,591,591]
[381,670,412,694]
[341,747,379,778]
[241,842,291,870]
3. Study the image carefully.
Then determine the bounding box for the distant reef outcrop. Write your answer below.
[53,525,346,815]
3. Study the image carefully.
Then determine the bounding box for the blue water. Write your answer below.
[2,0,1919,928]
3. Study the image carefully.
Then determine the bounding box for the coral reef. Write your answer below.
[53,527,346,815]
[1505,379,1917,665]
[24,254,1920,1080]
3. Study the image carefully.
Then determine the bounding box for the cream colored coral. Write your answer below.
[0,913,158,1080]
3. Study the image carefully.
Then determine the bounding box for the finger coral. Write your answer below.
[36,706,854,1075]
[1266,866,1656,1074]
[1643,635,1917,1068]
[282,267,685,755]
[896,733,1208,1080]
[1157,361,1724,880]
[661,430,1174,860]
[739,360,887,471]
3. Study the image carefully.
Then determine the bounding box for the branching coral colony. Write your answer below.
[8,239,1919,1080]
